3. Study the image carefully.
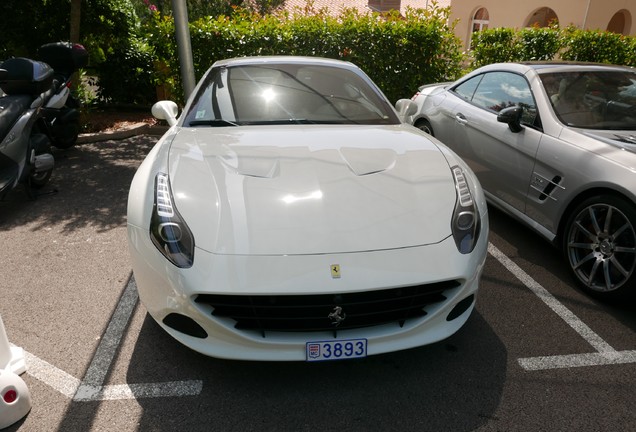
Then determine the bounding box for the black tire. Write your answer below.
[29,165,52,188]
[415,119,434,136]
[562,195,636,300]
[28,134,54,189]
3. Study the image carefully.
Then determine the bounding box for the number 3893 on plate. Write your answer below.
[306,339,367,362]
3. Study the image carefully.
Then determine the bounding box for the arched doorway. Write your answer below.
[607,10,631,35]
[525,7,558,27]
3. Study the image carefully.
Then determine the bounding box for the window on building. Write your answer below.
[368,0,402,13]
[472,8,490,33]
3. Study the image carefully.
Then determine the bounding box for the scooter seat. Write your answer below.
[0,95,32,144]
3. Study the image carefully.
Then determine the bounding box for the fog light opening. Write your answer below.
[446,294,475,321]
[162,313,208,339]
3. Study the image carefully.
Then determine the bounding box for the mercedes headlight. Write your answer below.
[150,173,195,268]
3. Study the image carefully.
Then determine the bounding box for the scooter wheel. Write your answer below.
[28,134,54,188]
[29,167,52,188]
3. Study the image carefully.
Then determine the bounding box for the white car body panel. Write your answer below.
[167,125,457,255]
[128,225,488,360]
[127,56,489,360]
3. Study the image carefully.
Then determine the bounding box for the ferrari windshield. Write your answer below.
[540,69,636,130]
[183,63,400,126]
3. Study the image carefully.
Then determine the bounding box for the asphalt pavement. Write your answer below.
[1,129,159,431]
[1,127,634,432]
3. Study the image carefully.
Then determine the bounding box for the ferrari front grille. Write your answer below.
[194,280,459,335]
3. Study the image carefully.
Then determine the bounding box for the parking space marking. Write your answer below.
[488,243,636,371]
[517,351,636,371]
[81,276,140,387]
[19,277,203,401]
[74,381,204,402]
[23,349,80,398]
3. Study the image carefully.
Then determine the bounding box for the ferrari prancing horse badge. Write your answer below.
[331,264,341,278]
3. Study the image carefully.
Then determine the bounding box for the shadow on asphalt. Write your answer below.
[55,309,507,432]
[0,136,156,233]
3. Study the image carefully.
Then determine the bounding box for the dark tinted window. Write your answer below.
[540,69,636,130]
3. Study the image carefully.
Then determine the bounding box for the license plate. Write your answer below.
[306,339,367,362]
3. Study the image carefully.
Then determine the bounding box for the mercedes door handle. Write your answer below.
[455,113,468,125]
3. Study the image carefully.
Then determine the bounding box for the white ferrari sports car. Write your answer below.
[127,56,489,361]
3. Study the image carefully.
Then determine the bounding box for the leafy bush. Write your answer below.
[516,26,562,61]
[7,2,636,107]
[559,26,634,65]
[148,5,464,104]
[94,37,157,105]
[0,0,71,59]
[470,27,517,67]
[470,25,636,69]
[1,0,149,105]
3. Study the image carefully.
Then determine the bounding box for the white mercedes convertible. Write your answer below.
[127,56,489,361]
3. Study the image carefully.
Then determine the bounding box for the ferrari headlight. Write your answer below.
[150,173,195,268]
[451,166,480,254]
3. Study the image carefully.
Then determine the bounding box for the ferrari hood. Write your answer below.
[167,125,457,255]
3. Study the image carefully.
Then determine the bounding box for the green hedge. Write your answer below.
[133,5,464,105]
[470,25,636,69]
[5,3,636,107]
[77,6,636,106]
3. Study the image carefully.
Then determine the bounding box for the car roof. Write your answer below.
[476,61,635,75]
[212,56,359,70]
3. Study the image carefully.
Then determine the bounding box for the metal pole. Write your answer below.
[583,0,592,29]
[171,0,196,99]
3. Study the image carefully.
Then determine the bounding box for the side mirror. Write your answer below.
[151,100,179,127]
[497,106,523,133]
[395,99,418,118]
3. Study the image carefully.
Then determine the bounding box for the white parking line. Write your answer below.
[20,277,203,401]
[81,277,140,387]
[23,350,80,399]
[488,243,636,371]
[74,381,204,402]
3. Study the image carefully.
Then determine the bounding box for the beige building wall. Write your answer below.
[283,1,635,51]
[450,0,635,49]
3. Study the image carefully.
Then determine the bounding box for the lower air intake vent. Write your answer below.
[195,280,459,334]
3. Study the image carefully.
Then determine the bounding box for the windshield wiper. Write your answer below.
[188,119,238,127]
[241,118,358,125]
